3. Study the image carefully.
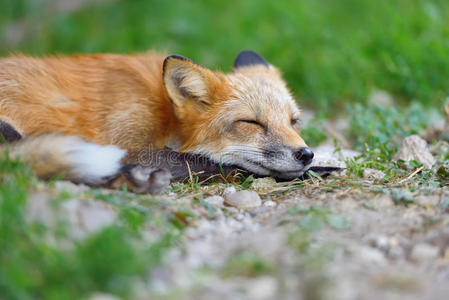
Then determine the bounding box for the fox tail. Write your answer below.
[3,134,127,185]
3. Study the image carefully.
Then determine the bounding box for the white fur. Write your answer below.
[8,134,128,185]
[65,138,127,185]
[191,144,309,179]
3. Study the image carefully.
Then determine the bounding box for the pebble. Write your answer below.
[363,168,385,180]
[71,199,117,237]
[393,135,436,169]
[223,186,237,195]
[53,180,89,194]
[410,243,440,262]
[263,200,277,207]
[251,177,276,191]
[389,246,405,259]
[368,90,394,107]
[225,207,240,215]
[249,206,271,216]
[26,193,117,241]
[368,195,394,209]
[353,245,386,265]
[246,276,278,300]
[312,145,361,168]
[224,190,262,209]
[414,195,440,207]
[204,195,224,207]
[366,234,390,251]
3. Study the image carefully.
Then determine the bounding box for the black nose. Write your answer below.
[294,147,314,165]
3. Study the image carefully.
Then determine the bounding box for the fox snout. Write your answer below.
[294,147,314,166]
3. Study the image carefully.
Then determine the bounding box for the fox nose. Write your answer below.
[294,147,314,165]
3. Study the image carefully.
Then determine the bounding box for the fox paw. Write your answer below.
[121,165,172,194]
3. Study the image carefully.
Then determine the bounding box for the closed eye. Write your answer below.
[239,120,260,125]
[237,120,266,129]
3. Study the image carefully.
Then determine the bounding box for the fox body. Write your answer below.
[0,50,313,187]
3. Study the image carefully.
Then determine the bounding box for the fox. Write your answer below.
[0,50,314,190]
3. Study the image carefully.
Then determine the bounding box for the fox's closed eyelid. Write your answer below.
[239,119,259,125]
[236,119,266,129]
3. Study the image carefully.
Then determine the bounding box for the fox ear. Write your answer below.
[233,50,269,69]
[163,55,215,107]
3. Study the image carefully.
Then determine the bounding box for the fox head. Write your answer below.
[162,50,313,178]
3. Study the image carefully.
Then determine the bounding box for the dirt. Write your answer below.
[137,182,449,300]
[28,146,449,300]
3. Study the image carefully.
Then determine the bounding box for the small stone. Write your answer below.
[246,276,278,300]
[225,207,240,215]
[366,234,390,251]
[414,195,440,207]
[75,199,117,235]
[224,190,262,209]
[263,200,277,207]
[57,198,117,240]
[204,195,224,207]
[26,192,56,225]
[249,206,271,216]
[250,177,276,191]
[393,135,436,169]
[368,90,394,107]
[223,186,237,195]
[53,180,89,194]
[410,243,440,262]
[312,145,361,168]
[363,168,385,180]
[27,193,117,241]
[367,195,394,209]
[353,245,386,265]
[389,246,405,259]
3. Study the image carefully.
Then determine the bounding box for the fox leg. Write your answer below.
[105,165,172,194]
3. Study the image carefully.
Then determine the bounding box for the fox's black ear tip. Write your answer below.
[163,54,193,75]
[163,54,188,67]
[164,54,188,62]
[233,50,269,69]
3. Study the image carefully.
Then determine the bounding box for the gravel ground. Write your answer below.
[140,180,449,299]
[25,145,449,300]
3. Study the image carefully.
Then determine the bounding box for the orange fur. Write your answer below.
[0,50,311,185]
[0,52,179,149]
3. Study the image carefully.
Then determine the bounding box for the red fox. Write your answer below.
[0,50,313,187]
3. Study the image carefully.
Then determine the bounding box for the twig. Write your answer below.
[191,170,205,176]
[398,166,424,184]
[185,160,193,182]
[198,174,223,185]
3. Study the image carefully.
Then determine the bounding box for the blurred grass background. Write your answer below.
[1,0,448,112]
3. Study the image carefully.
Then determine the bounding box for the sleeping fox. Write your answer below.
[0,50,314,188]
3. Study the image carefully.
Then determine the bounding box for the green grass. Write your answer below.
[342,101,448,193]
[347,102,435,153]
[1,0,449,111]
[0,154,181,300]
